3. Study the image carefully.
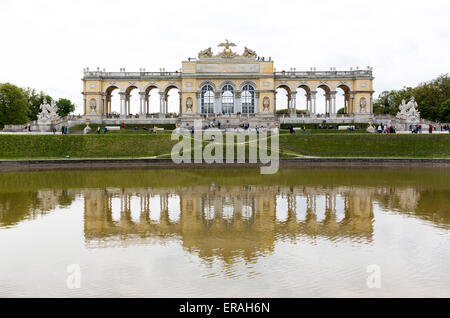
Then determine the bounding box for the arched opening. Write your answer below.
[125,86,140,117]
[241,84,256,115]
[336,84,351,115]
[165,86,181,116]
[296,85,312,116]
[316,84,331,116]
[144,85,160,116]
[221,84,234,114]
[105,86,120,117]
[275,85,290,115]
[201,84,215,115]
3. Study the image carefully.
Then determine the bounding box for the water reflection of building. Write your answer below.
[83,186,375,263]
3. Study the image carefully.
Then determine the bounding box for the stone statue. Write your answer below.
[396,97,420,123]
[360,97,367,110]
[38,99,60,122]
[185,97,193,113]
[243,47,257,59]
[263,97,270,112]
[198,47,213,59]
[217,39,237,58]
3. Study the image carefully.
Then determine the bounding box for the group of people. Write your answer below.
[204,120,221,129]
[96,126,108,134]
[377,123,396,133]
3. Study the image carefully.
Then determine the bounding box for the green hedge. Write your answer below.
[279,134,450,158]
[0,135,178,159]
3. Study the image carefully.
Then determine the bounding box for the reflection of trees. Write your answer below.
[0,190,76,227]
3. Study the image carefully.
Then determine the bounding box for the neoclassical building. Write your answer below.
[82,40,374,126]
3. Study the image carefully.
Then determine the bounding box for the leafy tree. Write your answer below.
[337,107,345,114]
[373,74,449,121]
[0,83,30,128]
[439,98,450,123]
[55,98,75,117]
[22,88,52,121]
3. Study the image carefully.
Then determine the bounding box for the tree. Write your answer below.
[439,98,450,123]
[55,98,75,117]
[0,83,30,128]
[373,74,449,121]
[337,107,345,114]
[22,88,52,121]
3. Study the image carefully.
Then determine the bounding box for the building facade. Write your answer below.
[82,41,374,126]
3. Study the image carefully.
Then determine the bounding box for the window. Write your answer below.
[201,84,214,114]
[221,84,234,114]
[241,84,255,114]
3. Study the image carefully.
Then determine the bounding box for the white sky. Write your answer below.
[0,0,449,114]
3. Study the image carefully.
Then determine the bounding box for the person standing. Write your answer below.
[97,126,101,134]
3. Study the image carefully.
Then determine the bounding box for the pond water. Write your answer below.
[0,168,449,297]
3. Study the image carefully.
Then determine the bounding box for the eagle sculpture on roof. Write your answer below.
[218,39,236,49]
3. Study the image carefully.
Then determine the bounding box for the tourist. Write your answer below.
[419,125,422,133]
[429,125,433,134]
[153,126,158,134]
[377,125,382,133]
[61,126,65,134]
[104,127,107,134]
[52,127,56,135]
[121,122,125,129]
[97,126,101,134]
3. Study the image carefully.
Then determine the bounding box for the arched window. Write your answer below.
[241,84,255,114]
[201,84,214,114]
[221,84,234,114]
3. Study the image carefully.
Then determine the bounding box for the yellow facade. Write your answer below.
[82,42,374,119]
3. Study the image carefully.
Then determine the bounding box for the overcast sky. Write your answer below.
[0,0,449,114]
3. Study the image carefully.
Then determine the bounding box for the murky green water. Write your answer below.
[0,168,449,297]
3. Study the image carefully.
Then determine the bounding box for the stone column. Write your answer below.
[255,92,260,114]
[235,92,241,114]
[119,93,126,117]
[350,93,355,114]
[126,95,130,116]
[310,91,317,115]
[139,92,146,115]
[83,98,87,115]
[290,92,297,117]
[330,91,337,117]
[370,93,373,114]
[215,92,221,115]
[274,91,277,115]
[101,95,106,116]
[196,92,201,114]
[159,92,165,118]
[305,94,310,114]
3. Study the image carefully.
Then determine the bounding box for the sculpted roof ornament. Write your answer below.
[197,40,258,60]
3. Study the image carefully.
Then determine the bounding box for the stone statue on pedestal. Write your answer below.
[396,97,420,123]
[36,100,62,132]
